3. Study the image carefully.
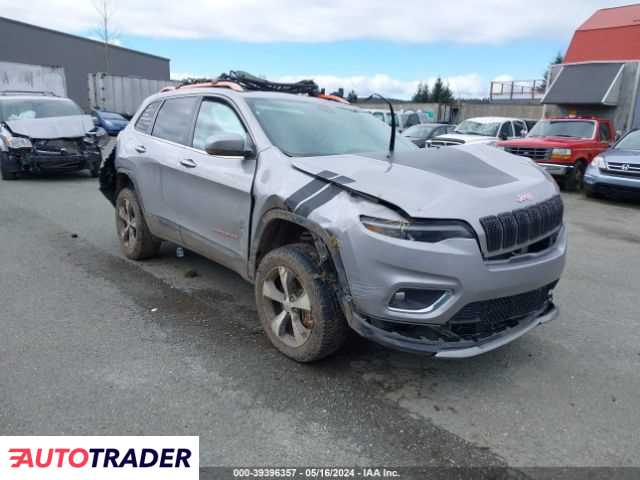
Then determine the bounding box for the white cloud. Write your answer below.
[168,72,509,99]
[297,73,491,99]
[0,0,619,43]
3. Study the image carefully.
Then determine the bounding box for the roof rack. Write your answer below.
[0,90,58,97]
[161,71,350,104]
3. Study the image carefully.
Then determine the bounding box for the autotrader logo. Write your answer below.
[1,436,198,480]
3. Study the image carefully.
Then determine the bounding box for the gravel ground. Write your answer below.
[1,171,639,471]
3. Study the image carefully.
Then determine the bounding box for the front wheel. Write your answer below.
[255,243,348,362]
[564,161,586,192]
[115,187,161,260]
[0,152,17,180]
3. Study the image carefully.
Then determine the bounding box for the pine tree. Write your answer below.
[346,90,358,103]
[541,52,564,89]
[412,82,430,102]
[431,77,454,104]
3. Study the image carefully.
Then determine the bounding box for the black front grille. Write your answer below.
[480,195,563,253]
[448,282,556,339]
[504,146,550,160]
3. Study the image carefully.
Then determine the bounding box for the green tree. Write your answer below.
[412,82,430,102]
[346,90,358,103]
[431,77,454,103]
[541,52,564,89]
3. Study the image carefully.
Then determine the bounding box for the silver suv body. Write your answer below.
[102,86,566,362]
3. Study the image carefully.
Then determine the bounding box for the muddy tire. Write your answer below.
[115,187,161,260]
[565,161,586,192]
[255,243,348,362]
[1,153,17,180]
[89,159,101,178]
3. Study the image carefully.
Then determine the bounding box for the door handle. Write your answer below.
[180,158,197,168]
[135,145,146,153]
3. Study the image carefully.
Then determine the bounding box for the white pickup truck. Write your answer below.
[428,116,528,147]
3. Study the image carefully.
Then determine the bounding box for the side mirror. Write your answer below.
[205,132,254,158]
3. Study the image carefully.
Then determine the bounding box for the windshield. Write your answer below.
[615,130,640,151]
[527,120,595,139]
[455,119,500,137]
[247,98,416,157]
[0,98,83,122]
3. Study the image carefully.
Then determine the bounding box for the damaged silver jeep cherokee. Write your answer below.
[100,74,566,362]
[0,92,103,180]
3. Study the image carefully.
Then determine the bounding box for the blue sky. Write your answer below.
[0,0,624,98]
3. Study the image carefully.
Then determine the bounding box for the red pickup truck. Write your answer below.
[497,116,614,191]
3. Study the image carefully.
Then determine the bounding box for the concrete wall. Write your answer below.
[0,16,170,111]
[454,101,544,122]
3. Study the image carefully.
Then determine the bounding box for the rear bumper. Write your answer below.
[347,301,558,358]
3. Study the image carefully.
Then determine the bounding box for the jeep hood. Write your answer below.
[291,144,558,220]
[4,115,94,139]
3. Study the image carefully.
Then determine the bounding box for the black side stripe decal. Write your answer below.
[296,184,343,217]
[330,175,355,185]
[285,178,328,210]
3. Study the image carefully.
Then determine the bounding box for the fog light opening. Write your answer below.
[388,289,449,313]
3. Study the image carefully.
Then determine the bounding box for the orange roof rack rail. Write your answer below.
[162,71,350,104]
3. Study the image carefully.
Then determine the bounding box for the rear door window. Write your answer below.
[152,96,199,145]
[499,122,514,138]
[134,101,161,134]
[599,123,612,143]
[513,121,526,137]
[405,113,420,128]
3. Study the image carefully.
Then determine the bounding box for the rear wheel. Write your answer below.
[565,161,586,192]
[115,187,161,260]
[255,243,348,362]
[0,153,17,180]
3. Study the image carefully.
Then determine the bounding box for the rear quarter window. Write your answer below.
[135,101,161,134]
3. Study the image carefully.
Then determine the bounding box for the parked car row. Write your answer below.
[496,116,626,195]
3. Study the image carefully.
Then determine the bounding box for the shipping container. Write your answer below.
[0,61,67,97]
[88,73,179,118]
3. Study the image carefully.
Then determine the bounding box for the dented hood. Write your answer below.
[4,115,94,139]
[291,144,558,220]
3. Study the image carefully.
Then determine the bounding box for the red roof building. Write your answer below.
[565,4,640,63]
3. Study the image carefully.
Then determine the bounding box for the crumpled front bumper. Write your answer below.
[5,149,101,174]
[347,301,558,358]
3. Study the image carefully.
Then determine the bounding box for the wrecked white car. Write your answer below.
[0,92,103,180]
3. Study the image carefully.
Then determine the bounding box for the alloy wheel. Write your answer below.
[262,266,313,348]
[117,198,137,247]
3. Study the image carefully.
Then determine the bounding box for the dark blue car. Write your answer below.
[584,129,640,199]
[92,110,129,136]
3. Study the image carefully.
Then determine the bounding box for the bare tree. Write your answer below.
[93,0,120,74]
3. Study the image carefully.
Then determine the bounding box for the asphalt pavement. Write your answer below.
[1,171,639,470]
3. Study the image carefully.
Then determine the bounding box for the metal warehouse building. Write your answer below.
[0,16,170,111]
[543,4,640,134]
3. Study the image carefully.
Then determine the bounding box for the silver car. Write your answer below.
[100,86,566,362]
